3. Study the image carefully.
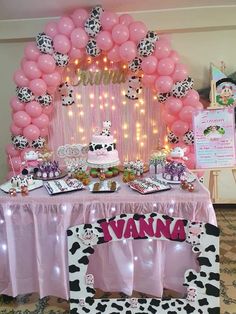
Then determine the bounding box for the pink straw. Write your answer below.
[8,154,16,176]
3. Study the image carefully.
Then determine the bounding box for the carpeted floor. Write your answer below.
[0,206,235,314]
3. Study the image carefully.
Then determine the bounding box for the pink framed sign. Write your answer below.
[193,108,236,168]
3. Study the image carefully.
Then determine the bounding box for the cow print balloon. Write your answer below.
[36,32,54,55]
[31,136,46,149]
[128,57,142,72]
[84,17,101,38]
[35,93,53,106]
[137,38,155,57]
[158,92,171,103]
[90,5,104,19]
[17,87,34,103]
[12,135,29,150]
[53,52,70,67]
[171,81,188,98]
[146,31,159,43]
[86,39,101,57]
[183,130,194,145]
[182,76,194,90]
[167,131,179,144]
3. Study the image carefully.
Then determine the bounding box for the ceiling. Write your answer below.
[1,0,236,20]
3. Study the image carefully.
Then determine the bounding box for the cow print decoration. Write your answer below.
[16,87,34,103]
[58,82,75,106]
[125,75,142,100]
[128,57,142,72]
[12,135,29,150]
[84,17,101,38]
[183,130,194,145]
[183,76,194,90]
[137,38,155,57]
[90,5,104,19]
[35,93,52,107]
[146,30,159,43]
[31,136,46,149]
[36,32,54,55]
[53,52,69,67]
[158,92,171,103]
[67,212,220,314]
[167,131,179,144]
[86,39,101,57]
[171,81,189,98]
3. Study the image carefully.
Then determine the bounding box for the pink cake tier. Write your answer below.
[87,135,120,167]
[162,161,186,182]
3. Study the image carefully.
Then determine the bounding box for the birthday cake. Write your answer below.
[162,161,186,182]
[87,121,120,167]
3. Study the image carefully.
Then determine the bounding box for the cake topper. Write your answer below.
[100,120,111,136]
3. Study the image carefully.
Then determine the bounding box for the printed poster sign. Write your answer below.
[194,108,236,168]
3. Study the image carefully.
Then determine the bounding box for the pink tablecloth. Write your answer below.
[0,178,216,299]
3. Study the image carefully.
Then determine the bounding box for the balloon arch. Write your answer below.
[6,5,203,175]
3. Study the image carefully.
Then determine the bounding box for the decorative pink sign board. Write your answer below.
[193,108,236,168]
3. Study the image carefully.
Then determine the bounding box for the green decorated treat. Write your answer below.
[90,169,98,178]
[112,168,119,176]
[105,170,113,178]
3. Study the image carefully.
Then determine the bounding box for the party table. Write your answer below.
[0,178,216,299]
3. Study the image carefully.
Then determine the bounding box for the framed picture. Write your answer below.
[215,78,236,107]
[67,212,220,314]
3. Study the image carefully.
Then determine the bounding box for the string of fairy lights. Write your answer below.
[51,55,166,162]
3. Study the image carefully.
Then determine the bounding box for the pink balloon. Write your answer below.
[129,21,147,42]
[119,41,137,62]
[24,43,40,61]
[53,34,71,54]
[70,27,88,49]
[171,120,189,136]
[154,39,171,59]
[37,54,56,74]
[23,61,42,80]
[97,31,114,51]
[42,105,53,115]
[179,105,196,123]
[10,97,25,112]
[29,79,47,96]
[20,57,28,69]
[69,47,84,59]
[107,45,121,62]
[182,89,200,107]
[119,14,133,26]
[43,71,61,87]
[169,50,180,63]
[23,124,40,141]
[71,8,89,27]
[172,63,188,82]
[6,144,20,157]
[58,16,74,36]
[112,24,129,44]
[195,101,204,110]
[44,21,58,38]
[10,123,23,135]
[47,86,58,94]
[13,69,29,87]
[9,157,22,171]
[155,76,173,93]
[13,111,31,128]
[185,152,196,169]
[162,110,177,126]
[142,75,156,88]
[157,57,175,76]
[101,11,119,31]
[40,127,49,137]
[32,113,49,128]
[25,101,43,118]
[165,96,183,114]
[141,56,158,74]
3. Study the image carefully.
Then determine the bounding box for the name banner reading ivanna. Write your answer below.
[72,69,127,86]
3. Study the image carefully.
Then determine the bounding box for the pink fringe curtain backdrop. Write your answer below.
[48,74,165,163]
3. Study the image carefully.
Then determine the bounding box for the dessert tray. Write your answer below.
[88,180,120,193]
[155,171,196,184]
[128,177,171,195]
[44,179,84,195]
[118,164,149,173]
[0,180,43,193]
